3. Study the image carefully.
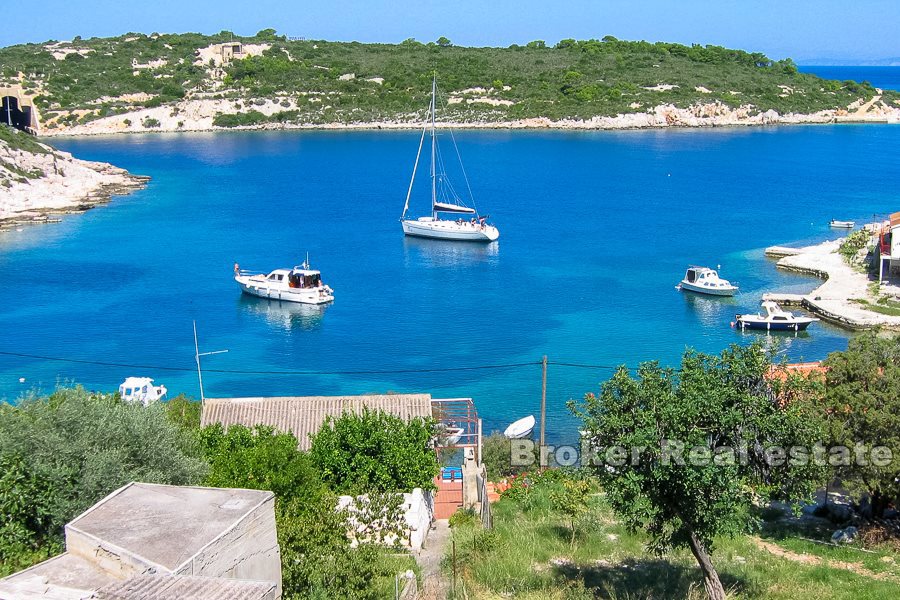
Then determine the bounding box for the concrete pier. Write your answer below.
[762,237,900,330]
[764,246,803,259]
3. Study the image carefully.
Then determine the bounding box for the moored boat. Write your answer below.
[119,377,167,406]
[234,260,334,305]
[677,266,738,296]
[400,75,499,242]
[830,219,855,229]
[504,415,536,439]
[733,301,819,331]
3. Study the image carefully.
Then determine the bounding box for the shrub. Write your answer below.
[448,507,480,528]
[309,409,438,494]
[838,228,871,264]
[0,387,206,543]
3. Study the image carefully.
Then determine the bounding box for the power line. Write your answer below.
[0,350,541,376]
[548,361,622,370]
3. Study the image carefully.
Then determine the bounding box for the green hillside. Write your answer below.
[1,29,896,129]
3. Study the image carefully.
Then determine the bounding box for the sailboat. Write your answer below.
[400,76,500,242]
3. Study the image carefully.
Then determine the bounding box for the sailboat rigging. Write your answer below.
[400,76,500,242]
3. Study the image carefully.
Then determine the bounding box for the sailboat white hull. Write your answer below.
[402,219,499,242]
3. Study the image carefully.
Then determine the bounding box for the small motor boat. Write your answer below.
[234,257,334,305]
[504,415,536,439]
[733,301,819,332]
[119,377,167,406]
[677,266,738,296]
[830,219,855,229]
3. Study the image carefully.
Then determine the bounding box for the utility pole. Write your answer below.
[540,355,547,469]
[193,321,228,403]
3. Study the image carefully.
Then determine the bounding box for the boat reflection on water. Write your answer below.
[403,236,499,268]
[681,289,736,328]
[238,295,328,331]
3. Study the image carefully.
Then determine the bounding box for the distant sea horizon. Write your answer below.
[798,65,900,91]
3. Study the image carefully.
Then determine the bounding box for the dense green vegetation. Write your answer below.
[0,389,436,598]
[822,332,900,517]
[571,344,827,599]
[309,408,438,494]
[199,422,419,599]
[0,388,206,576]
[1,29,896,127]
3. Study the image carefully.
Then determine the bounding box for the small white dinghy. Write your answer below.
[830,219,855,229]
[504,415,536,439]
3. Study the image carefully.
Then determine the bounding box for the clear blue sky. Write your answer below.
[4,0,898,62]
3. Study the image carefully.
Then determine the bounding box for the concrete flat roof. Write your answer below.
[67,482,273,572]
[0,552,115,600]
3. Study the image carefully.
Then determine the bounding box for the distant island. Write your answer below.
[1,29,898,135]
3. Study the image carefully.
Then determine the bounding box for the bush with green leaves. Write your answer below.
[0,387,207,572]
[0,455,61,576]
[197,422,401,599]
[821,332,900,516]
[309,409,438,494]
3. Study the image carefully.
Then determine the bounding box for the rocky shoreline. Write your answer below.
[0,136,149,230]
[42,97,900,137]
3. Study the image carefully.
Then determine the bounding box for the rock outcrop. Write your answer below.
[0,132,148,228]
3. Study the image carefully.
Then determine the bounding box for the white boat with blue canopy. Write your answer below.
[677,266,738,296]
[400,76,499,242]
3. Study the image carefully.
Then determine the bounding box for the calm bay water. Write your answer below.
[3,124,900,441]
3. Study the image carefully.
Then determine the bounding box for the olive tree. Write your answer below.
[822,331,900,516]
[571,345,826,600]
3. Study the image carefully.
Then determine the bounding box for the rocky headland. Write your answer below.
[0,128,148,229]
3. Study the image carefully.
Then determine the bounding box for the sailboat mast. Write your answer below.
[430,75,437,220]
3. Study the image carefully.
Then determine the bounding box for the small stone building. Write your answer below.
[0,482,282,599]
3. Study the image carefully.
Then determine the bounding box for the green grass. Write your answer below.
[0,124,51,154]
[851,298,900,317]
[447,489,900,599]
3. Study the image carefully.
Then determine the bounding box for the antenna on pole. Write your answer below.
[193,320,228,403]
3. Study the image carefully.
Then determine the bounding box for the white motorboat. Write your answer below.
[830,219,855,229]
[400,76,499,242]
[119,377,167,406]
[733,301,819,332]
[234,261,334,305]
[504,415,536,439]
[677,266,738,296]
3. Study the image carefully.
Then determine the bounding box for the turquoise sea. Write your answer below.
[3,123,900,442]
[799,65,900,91]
